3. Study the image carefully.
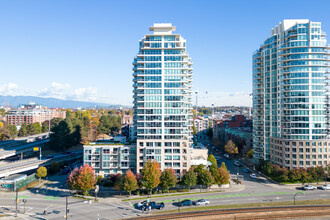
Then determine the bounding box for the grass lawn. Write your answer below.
[156,199,330,214]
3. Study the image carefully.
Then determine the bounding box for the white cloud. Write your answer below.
[36,82,99,102]
[0,83,19,95]
[195,91,252,107]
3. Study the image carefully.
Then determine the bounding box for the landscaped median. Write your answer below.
[154,198,330,214]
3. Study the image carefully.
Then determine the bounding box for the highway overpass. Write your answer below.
[0,139,49,159]
[0,149,83,177]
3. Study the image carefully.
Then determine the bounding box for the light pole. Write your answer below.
[15,185,18,217]
[293,192,305,205]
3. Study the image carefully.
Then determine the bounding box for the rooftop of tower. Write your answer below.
[149,23,176,34]
[271,19,310,35]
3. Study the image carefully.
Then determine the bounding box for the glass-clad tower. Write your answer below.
[133,23,193,174]
[253,19,330,169]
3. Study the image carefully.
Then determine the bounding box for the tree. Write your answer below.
[206,128,213,139]
[208,154,218,177]
[314,166,325,181]
[42,122,49,133]
[182,169,197,191]
[18,123,28,137]
[8,125,17,138]
[50,120,71,151]
[198,170,214,189]
[123,170,138,200]
[246,149,253,159]
[224,140,238,154]
[141,160,161,197]
[27,122,42,135]
[214,162,230,185]
[49,161,60,175]
[288,168,301,183]
[160,168,178,193]
[192,125,197,136]
[194,164,205,176]
[67,164,96,196]
[113,174,124,194]
[36,166,47,183]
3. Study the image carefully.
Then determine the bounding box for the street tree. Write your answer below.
[198,170,214,189]
[36,166,47,183]
[182,169,197,191]
[67,164,96,195]
[123,170,138,200]
[224,140,238,154]
[160,168,177,193]
[141,160,161,197]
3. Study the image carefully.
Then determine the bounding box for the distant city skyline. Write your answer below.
[1,0,330,107]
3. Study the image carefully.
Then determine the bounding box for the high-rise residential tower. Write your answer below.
[253,19,330,169]
[132,23,193,174]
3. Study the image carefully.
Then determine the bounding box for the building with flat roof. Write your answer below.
[253,19,330,169]
[83,139,136,177]
[132,23,193,174]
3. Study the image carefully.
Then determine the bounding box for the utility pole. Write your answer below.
[39,147,42,161]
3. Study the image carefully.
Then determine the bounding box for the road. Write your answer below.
[1,139,330,219]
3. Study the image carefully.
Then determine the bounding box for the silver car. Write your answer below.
[321,184,330,190]
[194,199,210,206]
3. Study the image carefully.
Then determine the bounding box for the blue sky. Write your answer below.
[1,0,330,107]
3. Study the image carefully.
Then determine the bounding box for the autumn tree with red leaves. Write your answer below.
[123,170,138,200]
[67,164,96,195]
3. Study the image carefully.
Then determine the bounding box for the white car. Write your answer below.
[250,173,257,179]
[321,185,330,190]
[193,199,210,206]
[303,185,317,190]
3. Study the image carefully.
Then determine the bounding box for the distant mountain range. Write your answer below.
[0,95,119,108]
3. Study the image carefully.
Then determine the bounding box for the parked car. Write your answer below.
[193,199,210,206]
[178,199,192,207]
[321,184,330,190]
[234,161,242,167]
[303,185,317,190]
[250,173,257,179]
[144,201,165,210]
[137,200,147,209]
[243,168,250,173]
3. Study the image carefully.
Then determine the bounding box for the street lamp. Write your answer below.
[293,192,305,205]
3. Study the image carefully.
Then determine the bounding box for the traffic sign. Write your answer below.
[33,147,39,151]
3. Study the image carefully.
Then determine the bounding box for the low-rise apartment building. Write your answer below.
[83,140,136,177]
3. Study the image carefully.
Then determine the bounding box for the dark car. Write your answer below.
[143,201,165,210]
[243,168,250,173]
[178,199,192,207]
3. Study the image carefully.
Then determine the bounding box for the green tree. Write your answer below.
[195,164,205,176]
[123,170,138,200]
[208,154,218,177]
[50,120,71,151]
[36,166,47,183]
[18,123,28,137]
[27,122,42,135]
[160,168,177,193]
[8,125,17,138]
[141,160,161,197]
[198,170,214,189]
[0,108,6,117]
[42,122,49,133]
[214,163,230,184]
[192,125,197,136]
[182,169,197,191]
